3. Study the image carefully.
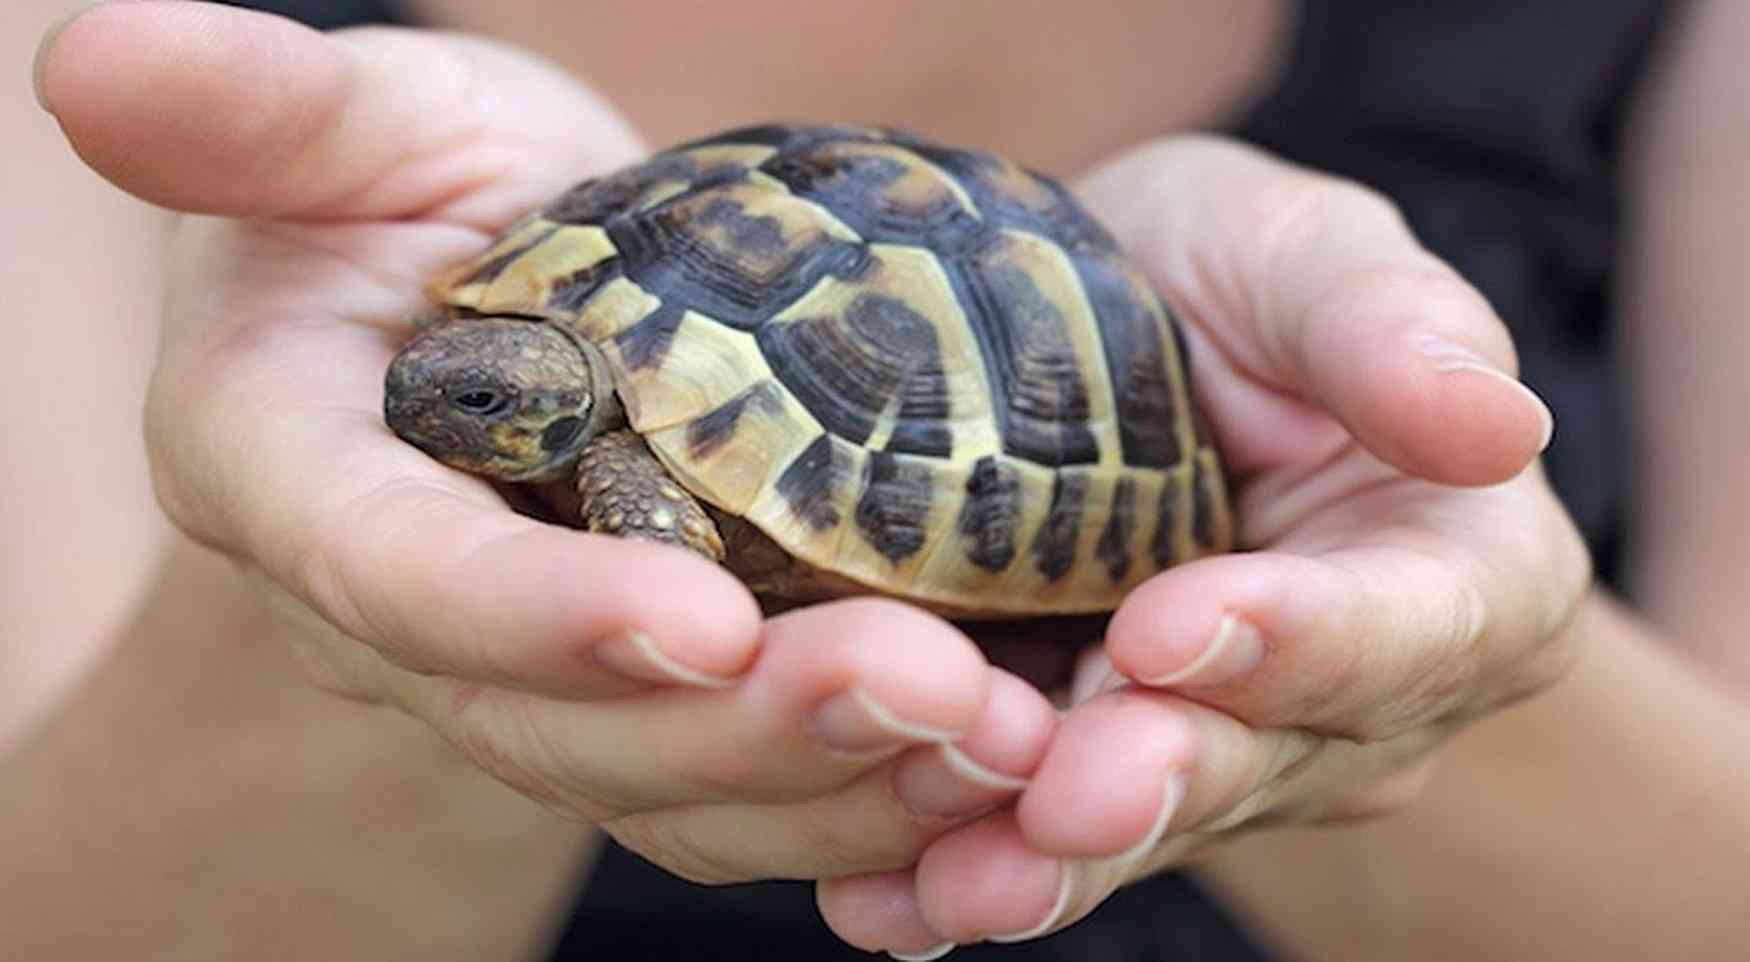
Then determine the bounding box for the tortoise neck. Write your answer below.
[575,337,627,440]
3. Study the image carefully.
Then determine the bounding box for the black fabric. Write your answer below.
[217,1,1665,959]
[216,0,403,30]
[554,846,1276,961]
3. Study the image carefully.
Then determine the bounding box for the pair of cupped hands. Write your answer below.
[39,3,1590,957]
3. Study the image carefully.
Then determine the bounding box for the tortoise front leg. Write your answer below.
[574,430,726,563]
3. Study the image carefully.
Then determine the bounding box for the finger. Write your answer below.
[816,870,954,961]
[912,813,1074,944]
[1105,468,1590,739]
[804,669,1057,954]
[601,667,1055,884]
[36,0,642,224]
[1078,135,1552,486]
[384,600,1000,816]
[1015,690,1196,859]
[1015,689,1319,860]
[891,669,1055,819]
[913,691,1331,944]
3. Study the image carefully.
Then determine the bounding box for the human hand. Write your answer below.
[36,0,1057,884]
[819,137,1592,955]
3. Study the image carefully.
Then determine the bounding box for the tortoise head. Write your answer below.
[384,318,619,482]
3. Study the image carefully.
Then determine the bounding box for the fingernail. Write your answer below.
[989,862,1074,944]
[1142,614,1265,688]
[1070,650,1128,705]
[32,7,84,113]
[808,688,957,755]
[593,632,736,689]
[889,942,956,961]
[35,2,150,113]
[894,743,1028,820]
[1118,773,1186,864]
[1419,336,1555,452]
[1445,362,1555,451]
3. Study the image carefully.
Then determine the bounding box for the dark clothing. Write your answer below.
[222,0,402,30]
[220,1,1666,958]
[555,851,1273,961]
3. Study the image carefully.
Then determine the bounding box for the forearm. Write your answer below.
[1621,0,1750,688]
[0,540,596,961]
[1197,589,1750,962]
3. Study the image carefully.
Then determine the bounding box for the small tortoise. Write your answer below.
[384,124,1232,617]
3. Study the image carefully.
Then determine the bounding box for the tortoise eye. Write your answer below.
[448,386,512,417]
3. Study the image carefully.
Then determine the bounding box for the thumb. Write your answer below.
[34,0,644,224]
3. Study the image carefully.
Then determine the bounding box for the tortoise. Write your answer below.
[383,124,1233,618]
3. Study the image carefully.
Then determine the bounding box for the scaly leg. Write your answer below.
[573,430,725,562]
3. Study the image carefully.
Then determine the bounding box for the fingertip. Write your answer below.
[1418,339,1555,470]
[768,599,993,739]
[957,670,1059,780]
[330,485,763,695]
[1015,691,1196,858]
[31,2,86,114]
[815,872,950,959]
[1105,553,1278,685]
[1308,275,1550,486]
[1364,332,1552,486]
[542,533,765,681]
[889,670,1055,821]
[915,814,1065,943]
[38,1,352,214]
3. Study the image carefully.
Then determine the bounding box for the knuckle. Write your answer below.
[1463,505,1592,720]
[1305,263,1479,340]
[252,574,390,704]
[290,478,477,679]
[435,694,556,797]
[145,223,272,543]
[1258,171,1408,262]
[675,740,766,801]
[1304,175,1405,231]
[1284,252,1505,381]
[446,692,621,822]
[1335,554,1492,744]
[605,815,753,887]
[141,359,238,543]
[291,495,393,658]
[1196,782,1282,835]
[1511,519,1594,700]
[1200,733,1328,835]
[1485,588,1587,717]
[1295,625,1374,737]
[797,804,918,876]
[1317,757,1441,824]
[1411,578,1490,708]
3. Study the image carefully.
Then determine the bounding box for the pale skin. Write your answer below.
[5,3,1748,961]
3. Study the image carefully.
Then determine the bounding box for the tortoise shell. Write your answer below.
[429,124,1232,615]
